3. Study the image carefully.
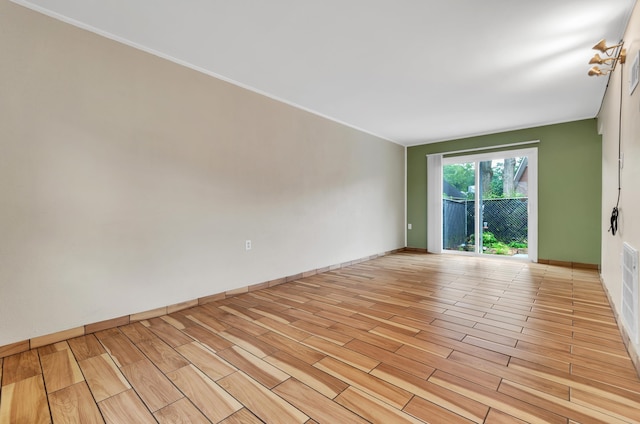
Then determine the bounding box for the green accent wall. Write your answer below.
[407,119,602,264]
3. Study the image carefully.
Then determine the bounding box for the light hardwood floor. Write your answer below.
[1,252,640,423]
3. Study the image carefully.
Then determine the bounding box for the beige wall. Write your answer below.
[0,1,405,346]
[599,1,640,361]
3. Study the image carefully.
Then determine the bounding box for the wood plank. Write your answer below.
[159,314,189,330]
[570,343,634,366]
[429,370,566,424]
[570,386,640,424]
[427,318,516,346]
[182,324,233,352]
[371,325,453,358]
[37,340,68,357]
[0,374,51,424]
[371,362,489,423]
[273,378,369,423]
[303,336,380,373]
[448,350,569,400]
[249,305,295,324]
[568,351,639,380]
[255,316,311,341]
[120,359,183,412]
[357,312,421,334]
[292,320,353,345]
[40,346,84,393]
[144,317,193,347]
[345,338,435,379]
[397,344,503,390]
[570,330,627,351]
[463,335,569,372]
[135,338,190,373]
[68,335,106,361]
[218,408,264,424]
[217,345,289,389]
[219,326,279,358]
[218,372,308,423]
[118,322,157,344]
[258,331,326,365]
[284,307,333,324]
[317,309,377,330]
[1,350,41,386]
[569,363,640,394]
[219,302,265,321]
[329,321,404,352]
[212,308,269,336]
[484,409,528,424]
[164,309,200,328]
[446,309,524,333]
[175,341,236,381]
[335,386,423,424]
[394,314,467,341]
[185,310,229,333]
[167,365,242,422]
[48,382,104,424]
[97,332,145,368]
[265,350,348,398]
[508,358,640,406]
[314,356,413,409]
[98,389,157,424]
[154,398,210,424]
[404,394,477,424]
[79,353,131,402]
[499,379,633,424]
[94,328,121,339]
[471,322,568,351]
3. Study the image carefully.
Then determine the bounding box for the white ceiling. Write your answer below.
[13,0,636,145]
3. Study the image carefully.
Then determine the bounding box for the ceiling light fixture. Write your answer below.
[588,39,626,76]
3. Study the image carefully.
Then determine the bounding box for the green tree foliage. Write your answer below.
[444,157,524,200]
[443,163,475,198]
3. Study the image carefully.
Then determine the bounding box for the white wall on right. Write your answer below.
[599,0,640,364]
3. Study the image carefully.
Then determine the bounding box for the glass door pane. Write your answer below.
[479,157,529,257]
[442,154,530,258]
[442,161,475,252]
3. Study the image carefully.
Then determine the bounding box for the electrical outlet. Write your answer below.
[245,240,252,250]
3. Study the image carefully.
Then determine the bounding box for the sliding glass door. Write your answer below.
[441,148,537,260]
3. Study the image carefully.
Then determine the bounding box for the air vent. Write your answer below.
[622,242,639,344]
